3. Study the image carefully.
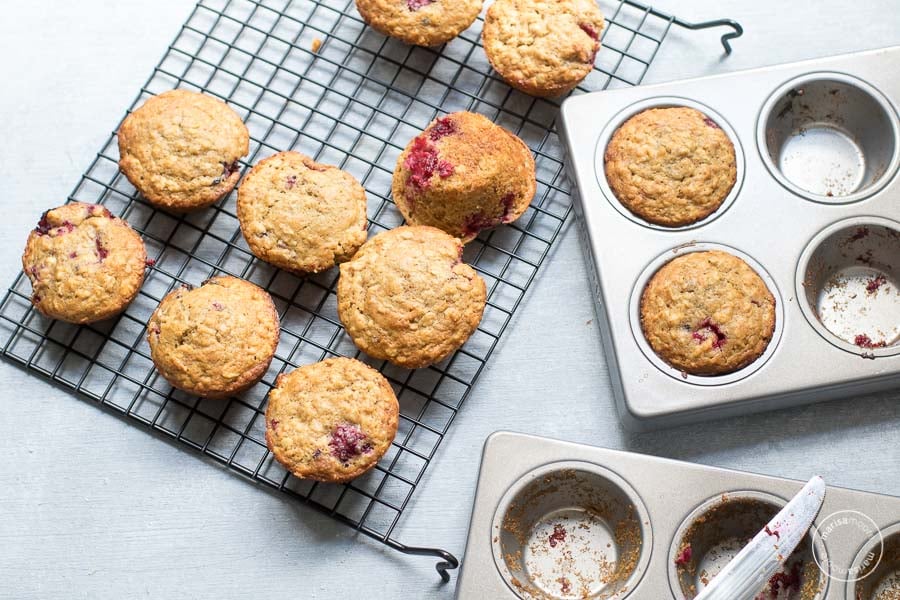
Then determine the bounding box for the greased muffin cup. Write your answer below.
[336,226,486,369]
[638,249,777,377]
[483,0,605,97]
[355,0,483,47]
[265,357,399,484]
[392,112,536,242]
[118,89,250,212]
[22,202,147,324]
[237,151,368,274]
[147,275,280,398]
[604,106,738,227]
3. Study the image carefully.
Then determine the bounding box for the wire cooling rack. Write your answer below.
[0,0,741,583]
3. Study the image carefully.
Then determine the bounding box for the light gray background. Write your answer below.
[1,1,898,598]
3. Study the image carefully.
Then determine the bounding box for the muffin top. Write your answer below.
[483,0,605,97]
[148,276,280,398]
[337,226,486,368]
[265,357,399,483]
[237,151,368,274]
[640,250,776,375]
[392,111,536,241]
[605,107,737,227]
[355,0,483,46]
[118,89,250,211]
[22,202,147,324]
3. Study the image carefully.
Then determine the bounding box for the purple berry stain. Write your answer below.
[35,211,52,235]
[428,116,457,141]
[329,423,372,463]
[146,258,157,267]
[404,137,454,191]
[578,22,601,62]
[407,0,435,10]
[693,318,727,348]
[212,301,224,311]
[285,175,297,190]
[68,251,78,259]
[703,117,720,129]
[270,419,279,430]
[95,238,108,262]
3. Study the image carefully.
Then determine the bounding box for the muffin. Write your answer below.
[392,112,536,241]
[265,357,399,483]
[118,89,250,212]
[483,0,605,97]
[356,0,482,47]
[337,226,486,368]
[148,276,279,398]
[237,152,368,274]
[605,107,737,227]
[22,202,147,324]
[640,250,776,375]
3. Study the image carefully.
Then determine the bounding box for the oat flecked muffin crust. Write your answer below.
[605,107,737,227]
[237,152,368,274]
[483,0,605,97]
[118,89,250,212]
[148,276,280,398]
[392,112,536,241]
[265,357,399,483]
[337,226,487,368]
[22,203,147,324]
[640,250,776,376]
[356,0,483,47]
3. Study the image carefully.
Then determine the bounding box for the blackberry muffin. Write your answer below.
[118,89,250,212]
[356,0,483,47]
[265,357,399,483]
[337,226,486,368]
[392,112,536,241]
[605,107,737,227]
[148,276,280,398]
[640,250,776,375]
[483,0,605,97]
[22,202,147,324]
[236,151,368,274]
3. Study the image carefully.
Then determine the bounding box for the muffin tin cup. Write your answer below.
[490,461,651,600]
[667,491,828,599]
[628,242,785,386]
[796,216,900,358]
[457,432,900,599]
[757,72,900,204]
[846,522,900,598]
[593,97,746,232]
[559,46,900,429]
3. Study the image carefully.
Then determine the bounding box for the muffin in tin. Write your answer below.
[605,107,737,227]
[640,250,776,375]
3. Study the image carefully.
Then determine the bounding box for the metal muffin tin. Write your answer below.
[557,47,900,430]
[455,431,900,599]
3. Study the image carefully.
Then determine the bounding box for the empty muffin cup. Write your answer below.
[758,72,900,203]
[848,522,900,599]
[491,461,651,599]
[797,217,900,357]
[668,491,827,599]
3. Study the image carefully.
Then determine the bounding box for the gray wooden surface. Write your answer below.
[1,2,898,598]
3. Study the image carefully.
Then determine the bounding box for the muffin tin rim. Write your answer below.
[627,241,786,387]
[665,488,831,599]
[844,519,898,595]
[592,96,746,232]
[794,215,900,358]
[488,459,654,600]
[755,70,900,205]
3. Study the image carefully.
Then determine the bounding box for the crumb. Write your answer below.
[311,38,322,53]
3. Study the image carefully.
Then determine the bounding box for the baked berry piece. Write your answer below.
[392,111,536,242]
[22,202,147,323]
[265,357,399,483]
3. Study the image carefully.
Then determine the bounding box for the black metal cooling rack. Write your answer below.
[0,0,741,583]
